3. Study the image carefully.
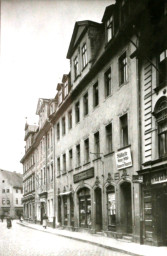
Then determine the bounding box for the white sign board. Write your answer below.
[115,148,132,170]
[40,198,46,203]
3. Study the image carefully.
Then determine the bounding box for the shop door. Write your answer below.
[121,182,132,234]
[155,190,167,246]
[95,187,102,231]
[58,196,62,225]
[78,188,91,228]
[70,195,74,227]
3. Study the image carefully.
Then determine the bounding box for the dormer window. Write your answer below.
[64,81,68,98]
[74,56,79,79]
[82,43,88,69]
[106,16,114,42]
[121,0,129,25]
[58,88,63,105]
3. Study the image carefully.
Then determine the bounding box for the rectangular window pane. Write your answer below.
[75,102,80,123]
[120,114,128,147]
[83,93,88,116]
[106,123,112,152]
[119,52,127,85]
[69,149,73,170]
[105,68,111,97]
[68,110,72,129]
[93,82,99,107]
[76,144,80,167]
[94,132,100,155]
[84,139,89,163]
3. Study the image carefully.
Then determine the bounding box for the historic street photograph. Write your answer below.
[0,0,167,255]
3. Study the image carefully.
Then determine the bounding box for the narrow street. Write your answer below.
[0,221,127,256]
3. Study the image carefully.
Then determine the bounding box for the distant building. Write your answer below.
[0,169,23,218]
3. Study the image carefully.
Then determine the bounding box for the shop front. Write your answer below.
[78,187,91,228]
[141,167,167,246]
[39,192,47,225]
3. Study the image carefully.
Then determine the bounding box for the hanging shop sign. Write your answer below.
[115,148,132,170]
[151,170,167,185]
[132,175,143,183]
[73,168,94,183]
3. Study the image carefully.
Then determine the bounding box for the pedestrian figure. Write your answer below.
[20,215,23,223]
[6,216,12,229]
[42,214,48,229]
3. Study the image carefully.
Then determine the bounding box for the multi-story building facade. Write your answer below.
[50,1,141,243]
[21,98,56,227]
[0,169,23,218]
[20,0,166,246]
[137,0,167,246]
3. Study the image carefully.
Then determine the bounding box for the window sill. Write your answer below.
[104,151,114,157]
[74,74,81,82]
[75,165,82,170]
[82,63,88,71]
[93,157,101,162]
[143,155,167,166]
[119,80,129,88]
[68,169,74,173]
[62,171,67,176]
[57,174,61,178]
[83,161,90,166]
[117,144,131,151]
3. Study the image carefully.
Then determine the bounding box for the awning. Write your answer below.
[59,191,72,196]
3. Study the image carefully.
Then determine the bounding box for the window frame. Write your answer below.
[93,82,99,108]
[68,110,72,130]
[84,138,90,163]
[76,144,81,167]
[94,131,100,156]
[75,101,80,123]
[119,52,128,85]
[83,92,89,116]
[120,113,129,147]
[62,116,66,136]
[74,56,79,79]
[105,68,111,98]
[106,123,113,153]
[106,16,114,42]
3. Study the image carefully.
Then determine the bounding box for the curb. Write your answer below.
[18,222,144,256]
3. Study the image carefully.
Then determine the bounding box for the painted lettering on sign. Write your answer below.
[73,168,94,183]
[115,148,132,170]
[151,171,167,184]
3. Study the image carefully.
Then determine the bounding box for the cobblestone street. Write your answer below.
[0,221,126,256]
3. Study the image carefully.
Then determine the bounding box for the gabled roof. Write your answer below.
[101,4,115,22]
[66,20,101,59]
[0,169,23,188]
[36,98,50,115]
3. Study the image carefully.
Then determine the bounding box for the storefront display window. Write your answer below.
[78,188,91,228]
[107,185,116,231]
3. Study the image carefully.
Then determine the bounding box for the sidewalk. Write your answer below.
[17,221,167,256]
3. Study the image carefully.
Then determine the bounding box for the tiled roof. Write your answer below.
[0,169,23,188]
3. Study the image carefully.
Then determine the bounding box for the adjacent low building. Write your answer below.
[0,169,23,218]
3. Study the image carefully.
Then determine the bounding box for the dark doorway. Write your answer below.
[120,182,132,234]
[95,187,102,231]
[154,188,167,246]
[40,202,45,225]
[58,196,62,225]
[70,195,74,227]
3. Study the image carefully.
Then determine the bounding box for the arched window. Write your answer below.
[154,97,167,157]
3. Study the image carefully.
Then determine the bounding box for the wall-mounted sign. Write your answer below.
[151,171,167,185]
[40,198,46,203]
[132,175,143,183]
[73,168,94,183]
[115,148,132,170]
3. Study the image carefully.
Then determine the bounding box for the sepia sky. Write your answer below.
[1,0,113,173]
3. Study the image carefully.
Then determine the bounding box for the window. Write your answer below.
[47,166,50,183]
[63,154,66,173]
[58,88,63,105]
[62,117,66,136]
[50,163,53,181]
[69,149,73,170]
[84,138,90,163]
[43,167,46,184]
[94,132,100,156]
[159,49,167,85]
[105,68,111,97]
[74,56,79,79]
[57,157,61,176]
[75,101,80,123]
[6,189,10,193]
[2,189,5,193]
[16,198,18,205]
[7,199,10,205]
[2,199,5,205]
[93,82,99,107]
[16,189,18,193]
[107,185,116,230]
[119,52,128,85]
[64,81,68,98]
[76,144,81,167]
[154,97,167,157]
[82,44,88,68]
[57,123,60,140]
[106,16,113,42]
[68,110,72,130]
[106,123,112,153]
[83,92,89,116]
[120,114,128,147]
